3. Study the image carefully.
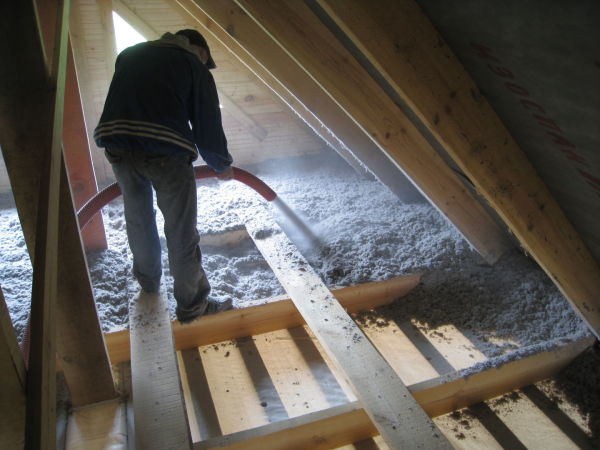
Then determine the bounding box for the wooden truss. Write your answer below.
[69,218,593,449]
[1,0,599,448]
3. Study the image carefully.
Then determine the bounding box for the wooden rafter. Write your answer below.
[314,0,600,338]
[196,0,510,264]
[183,0,425,202]
[113,0,268,143]
[170,0,370,178]
[63,42,108,252]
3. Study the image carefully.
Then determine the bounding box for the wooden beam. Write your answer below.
[98,0,117,79]
[170,0,368,178]
[56,156,118,407]
[105,275,421,365]
[112,0,268,143]
[182,0,424,202]
[220,0,510,264]
[194,402,375,450]
[1,0,117,411]
[24,0,70,446]
[38,0,108,253]
[315,0,600,337]
[191,337,592,449]
[63,41,108,252]
[0,287,26,449]
[69,0,110,186]
[245,215,450,448]
[412,337,595,417]
[130,292,191,449]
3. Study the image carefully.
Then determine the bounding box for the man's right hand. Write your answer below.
[216,166,234,181]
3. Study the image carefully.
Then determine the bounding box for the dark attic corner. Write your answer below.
[0,0,599,449]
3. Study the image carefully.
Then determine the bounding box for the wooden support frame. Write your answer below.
[170,0,370,179]
[24,0,70,445]
[180,0,425,202]
[1,0,117,416]
[190,337,592,449]
[69,0,110,186]
[313,0,600,338]
[112,0,268,143]
[105,275,421,365]
[244,214,451,448]
[102,285,592,448]
[207,0,511,264]
[63,41,108,252]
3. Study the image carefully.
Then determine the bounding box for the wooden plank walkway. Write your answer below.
[130,291,191,450]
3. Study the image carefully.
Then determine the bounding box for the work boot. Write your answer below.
[176,298,233,324]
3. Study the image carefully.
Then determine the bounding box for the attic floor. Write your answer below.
[0,151,597,447]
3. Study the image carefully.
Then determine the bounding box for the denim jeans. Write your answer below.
[105,148,210,312]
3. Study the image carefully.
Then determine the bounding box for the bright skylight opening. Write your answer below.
[113,11,146,54]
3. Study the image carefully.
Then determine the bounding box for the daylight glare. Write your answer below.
[113,11,146,53]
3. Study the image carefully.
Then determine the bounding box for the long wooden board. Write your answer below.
[129,291,191,450]
[180,318,593,450]
[245,215,451,449]
[0,0,116,412]
[194,402,373,450]
[105,275,421,365]
[24,0,70,446]
[177,0,424,203]
[315,0,600,337]
[229,0,510,265]
[188,336,592,449]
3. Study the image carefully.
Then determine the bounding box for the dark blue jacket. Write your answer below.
[94,39,233,172]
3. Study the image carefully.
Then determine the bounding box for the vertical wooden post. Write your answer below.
[24,0,70,446]
[1,0,118,423]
